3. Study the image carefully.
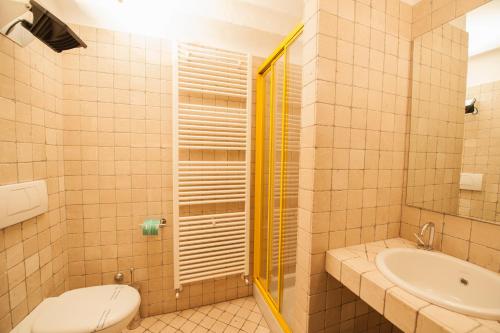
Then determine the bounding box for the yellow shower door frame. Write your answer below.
[253,23,303,333]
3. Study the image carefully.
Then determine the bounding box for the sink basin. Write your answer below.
[376,248,500,320]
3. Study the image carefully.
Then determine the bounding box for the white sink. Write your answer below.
[376,248,500,320]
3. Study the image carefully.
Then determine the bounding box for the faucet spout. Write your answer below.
[414,222,435,250]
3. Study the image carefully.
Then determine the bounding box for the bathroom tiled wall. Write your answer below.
[61,25,174,316]
[460,80,500,223]
[0,37,68,331]
[406,23,468,215]
[296,0,412,331]
[61,25,255,317]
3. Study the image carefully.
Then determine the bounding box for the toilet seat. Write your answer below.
[12,285,140,333]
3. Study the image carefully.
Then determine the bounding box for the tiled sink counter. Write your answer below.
[325,238,500,333]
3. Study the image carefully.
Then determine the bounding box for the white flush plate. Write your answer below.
[0,180,48,229]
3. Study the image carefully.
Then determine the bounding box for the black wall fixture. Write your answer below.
[465,98,478,115]
[21,0,86,53]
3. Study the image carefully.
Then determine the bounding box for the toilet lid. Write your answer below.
[32,285,140,333]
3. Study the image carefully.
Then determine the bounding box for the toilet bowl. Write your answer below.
[11,284,141,333]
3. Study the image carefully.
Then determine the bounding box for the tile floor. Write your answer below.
[124,297,271,333]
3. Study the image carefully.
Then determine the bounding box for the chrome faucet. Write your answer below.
[414,222,435,250]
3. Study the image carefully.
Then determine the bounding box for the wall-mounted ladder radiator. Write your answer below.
[172,42,252,295]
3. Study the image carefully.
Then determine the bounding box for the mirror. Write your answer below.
[406,0,500,224]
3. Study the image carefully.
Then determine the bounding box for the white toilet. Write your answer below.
[11,284,141,333]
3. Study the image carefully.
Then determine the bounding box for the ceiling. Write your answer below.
[43,0,302,37]
[37,0,302,56]
[44,0,427,39]
[41,0,433,39]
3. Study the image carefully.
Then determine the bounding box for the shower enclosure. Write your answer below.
[254,24,303,332]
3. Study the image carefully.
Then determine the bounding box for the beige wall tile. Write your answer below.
[470,221,500,250]
[468,243,500,272]
[443,215,471,240]
[298,0,413,330]
[441,235,469,260]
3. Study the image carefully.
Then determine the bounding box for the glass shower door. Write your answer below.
[256,68,272,288]
[254,24,303,333]
[269,56,284,304]
[280,34,301,325]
